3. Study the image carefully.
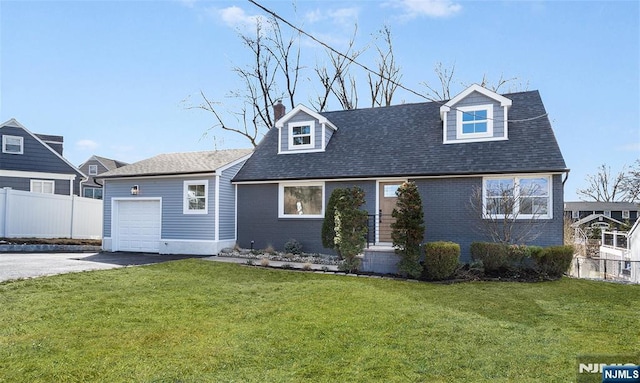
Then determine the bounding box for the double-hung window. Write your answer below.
[288,121,314,150]
[457,105,493,139]
[89,165,98,175]
[2,135,23,154]
[31,180,54,194]
[183,180,208,214]
[483,176,551,219]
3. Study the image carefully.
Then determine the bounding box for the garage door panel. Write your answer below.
[116,200,161,253]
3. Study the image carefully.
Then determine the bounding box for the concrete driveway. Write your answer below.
[0,252,207,283]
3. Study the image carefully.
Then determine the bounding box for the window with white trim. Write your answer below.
[88,165,98,175]
[483,175,551,219]
[288,121,314,150]
[31,180,55,194]
[456,105,493,139]
[622,210,630,219]
[2,135,24,154]
[572,210,579,219]
[183,180,208,214]
[604,210,611,218]
[83,187,103,199]
[279,183,324,218]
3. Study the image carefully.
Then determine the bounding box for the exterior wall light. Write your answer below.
[131,185,139,195]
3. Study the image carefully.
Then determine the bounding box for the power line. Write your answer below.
[248,0,429,101]
[247,0,550,124]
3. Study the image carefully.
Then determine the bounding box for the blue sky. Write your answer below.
[1,0,638,201]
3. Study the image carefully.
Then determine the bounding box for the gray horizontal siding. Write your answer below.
[1,126,83,195]
[0,176,71,195]
[80,160,109,188]
[446,91,505,142]
[279,111,323,153]
[103,176,216,240]
[218,161,245,241]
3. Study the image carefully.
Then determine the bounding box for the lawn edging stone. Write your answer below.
[0,244,101,253]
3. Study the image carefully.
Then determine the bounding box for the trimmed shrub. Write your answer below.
[422,241,460,280]
[470,242,508,274]
[322,187,367,273]
[391,182,425,279]
[532,245,574,279]
[284,239,303,255]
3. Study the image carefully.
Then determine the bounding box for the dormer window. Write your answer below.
[457,105,493,139]
[440,84,511,144]
[289,121,314,150]
[275,104,338,154]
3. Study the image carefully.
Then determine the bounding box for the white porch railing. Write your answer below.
[600,230,630,259]
[595,221,640,283]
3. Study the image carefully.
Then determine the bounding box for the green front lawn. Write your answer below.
[0,260,637,382]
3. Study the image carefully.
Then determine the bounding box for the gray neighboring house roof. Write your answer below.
[571,213,624,228]
[564,201,640,211]
[80,155,129,171]
[99,149,253,179]
[233,90,568,182]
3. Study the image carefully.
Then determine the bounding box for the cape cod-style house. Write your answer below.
[232,84,569,263]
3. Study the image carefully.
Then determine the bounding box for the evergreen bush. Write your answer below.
[422,241,460,280]
[391,181,425,279]
[532,245,574,279]
[470,242,508,274]
[284,239,303,255]
[321,187,368,272]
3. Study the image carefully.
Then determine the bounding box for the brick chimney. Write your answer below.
[273,100,286,123]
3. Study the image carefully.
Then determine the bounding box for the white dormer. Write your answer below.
[440,84,512,144]
[275,104,338,154]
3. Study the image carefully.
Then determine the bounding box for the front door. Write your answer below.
[378,181,403,243]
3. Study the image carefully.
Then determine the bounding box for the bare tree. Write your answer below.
[312,24,365,111]
[185,16,300,147]
[367,25,401,108]
[468,182,547,244]
[421,62,456,101]
[265,17,302,111]
[620,159,640,202]
[421,62,528,101]
[477,73,529,94]
[577,163,634,202]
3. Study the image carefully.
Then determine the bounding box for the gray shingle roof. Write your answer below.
[564,201,639,211]
[233,90,568,182]
[93,155,129,171]
[100,149,252,178]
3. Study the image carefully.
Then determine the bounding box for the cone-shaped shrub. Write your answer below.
[391,181,425,278]
[321,187,368,272]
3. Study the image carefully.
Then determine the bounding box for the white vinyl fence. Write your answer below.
[0,187,102,239]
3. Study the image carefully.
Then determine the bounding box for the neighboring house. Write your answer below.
[564,201,639,230]
[232,84,569,262]
[0,118,85,196]
[99,149,252,255]
[78,155,129,199]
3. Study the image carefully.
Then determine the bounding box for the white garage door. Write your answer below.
[116,200,161,253]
